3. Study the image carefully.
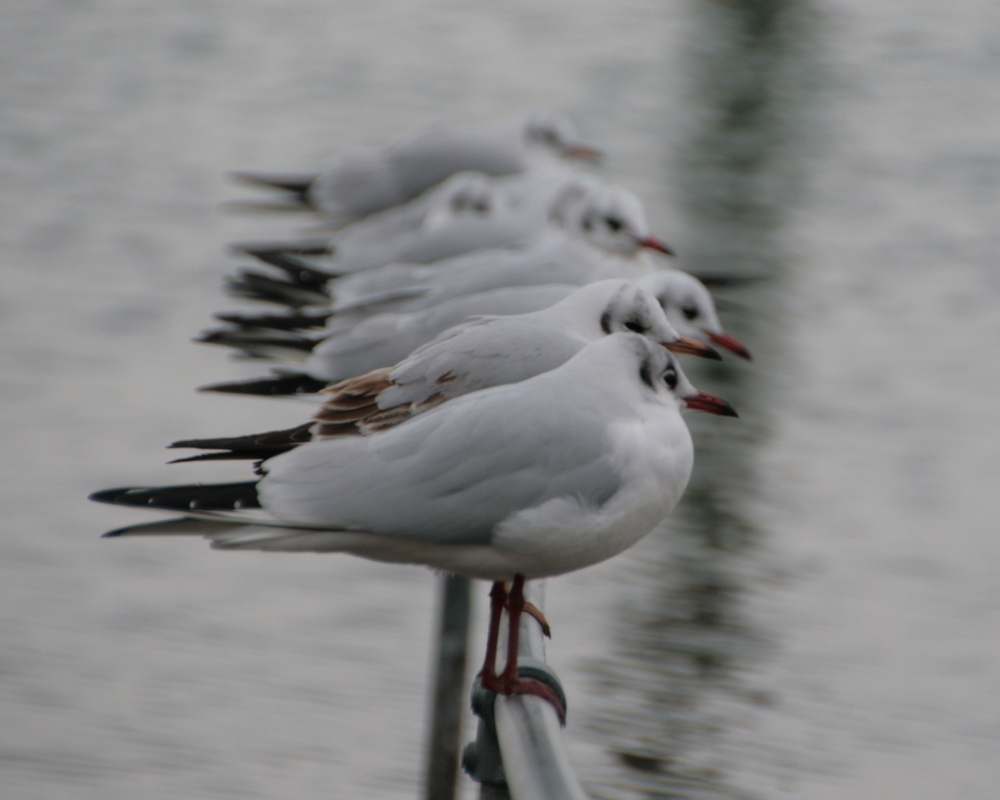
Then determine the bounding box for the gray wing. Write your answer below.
[258,380,621,545]
[388,122,526,197]
[379,315,584,407]
[330,237,603,317]
[304,284,576,381]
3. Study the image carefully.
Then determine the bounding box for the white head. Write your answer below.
[521,109,602,161]
[635,271,752,360]
[566,333,738,417]
[422,171,512,231]
[544,280,720,359]
[548,178,675,257]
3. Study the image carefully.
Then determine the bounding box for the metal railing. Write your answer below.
[461,581,589,800]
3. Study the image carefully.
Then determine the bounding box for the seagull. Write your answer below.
[200,270,748,390]
[91,333,737,718]
[304,178,672,320]
[225,170,669,294]
[182,280,719,454]
[635,271,752,360]
[229,110,601,221]
[200,279,722,398]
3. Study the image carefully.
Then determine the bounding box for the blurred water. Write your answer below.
[2,2,1000,799]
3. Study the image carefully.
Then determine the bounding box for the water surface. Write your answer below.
[2,2,999,798]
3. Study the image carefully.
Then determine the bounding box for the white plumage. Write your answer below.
[97,334,727,582]
[305,109,599,219]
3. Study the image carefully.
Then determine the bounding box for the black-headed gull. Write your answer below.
[217,180,672,326]
[200,279,721,397]
[182,280,719,456]
[306,182,672,320]
[226,171,669,292]
[636,271,752,360]
[230,110,601,221]
[91,333,736,717]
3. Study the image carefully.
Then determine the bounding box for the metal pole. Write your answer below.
[463,582,589,800]
[424,573,472,800]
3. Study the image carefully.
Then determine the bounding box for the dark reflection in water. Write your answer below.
[583,2,819,797]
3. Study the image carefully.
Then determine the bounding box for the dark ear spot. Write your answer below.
[639,356,655,389]
[600,311,612,334]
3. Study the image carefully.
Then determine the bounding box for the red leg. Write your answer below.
[478,581,508,691]
[497,575,567,724]
[498,575,526,687]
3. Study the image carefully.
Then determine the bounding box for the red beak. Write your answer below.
[562,143,604,161]
[704,330,752,361]
[684,390,739,418]
[634,235,676,257]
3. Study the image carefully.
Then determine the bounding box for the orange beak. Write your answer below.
[704,330,752,361]
[684,390,739,418]
[664,337,722,361]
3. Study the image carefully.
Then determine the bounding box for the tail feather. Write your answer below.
[199,373,330,396]
[100,518,328,546]
[102,517,241,537]
[90,481,261,512]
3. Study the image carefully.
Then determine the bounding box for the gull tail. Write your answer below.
[101,517,245,538]
[102,517,373,554]
[92,487,368,554]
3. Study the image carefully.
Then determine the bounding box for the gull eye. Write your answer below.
[472,200,489,213]
[624,320,645,334]
[604,216,623,232]
[663,367,678,390]
[582,217,593,231]
[681,304,699,321]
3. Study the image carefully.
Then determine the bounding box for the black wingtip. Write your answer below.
[224,269,331,309]
[212,310,333,332]
[198,373,329,396]
[227,171,318,198]
[89,487,137,505]
[89,482,261,511]
[230,239,335,258]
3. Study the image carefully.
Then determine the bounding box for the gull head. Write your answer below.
[523,109,602,161]
[549,179,674,257]
[422,171,510,231]
[580,334,738,417]
[635,271,752,360]
[546,280,720,360]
